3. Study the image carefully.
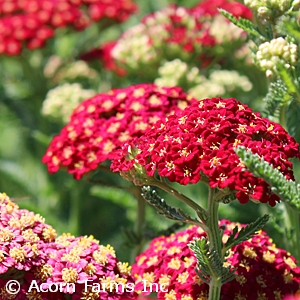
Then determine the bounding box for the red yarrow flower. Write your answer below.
[132,220,300,300]
[111,98,300,206]
[0,0,137,56]
[42,84,191,180]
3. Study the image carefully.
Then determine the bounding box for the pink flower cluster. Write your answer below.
[0,192,135,300]
[0,0,137,56]
[81,0,251,76]
[43,234,135,300]
[132,220,300,300]
[42,84,191,180]
[112,98,300,206]
[0,192,59,299]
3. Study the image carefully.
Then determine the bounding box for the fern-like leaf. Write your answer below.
[223,214,269,252]
[276,61,299,95]
[262,79,290,120]
[141,186,200,224]
[219,9,266,42]
[189,238,236,285]
[236,147,300,211]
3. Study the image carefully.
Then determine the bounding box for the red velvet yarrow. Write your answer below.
[111,98,300,206]
[132,220,300,300]
[42,84,191,180]
[284,294,300,300]
[0,0,137,56]
[191,0,253,19]
[44,234,135,299]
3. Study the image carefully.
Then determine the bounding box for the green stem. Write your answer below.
[208,278,222,300]
[152,178,208,226]
[206,187,222,300]
[131,188,146,263]
[283,202,300,263]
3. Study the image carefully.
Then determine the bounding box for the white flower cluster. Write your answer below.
[154,59,204,87]
[189,70,252,99]
[255,37,298,77]
[41,83,96,123]
[155,59,252,98]
[44,57,98,82]
[244,0,296,20]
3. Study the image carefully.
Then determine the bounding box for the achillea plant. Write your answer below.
[0,192,60,299]
[132,220,300,300]
[81,0,252,79]
[112,97,300,206]
[0,192,136,299]
[0,0,137,55]
[41,83,96,123]
[42,84,192,180]
[43,234,135,300]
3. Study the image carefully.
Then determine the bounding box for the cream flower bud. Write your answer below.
[255,37,298,77]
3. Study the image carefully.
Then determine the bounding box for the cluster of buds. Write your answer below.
[255,37,298,77]
[190,69,252,98]
[244,0,298,22]
[132,220,300,300]
[82,0,252,78]
[42,84,191,180]
[155,59,252,99]
[0,192,135,299]
[41,83,96,123]
[154,59,204,89]
[44,58,98,83]
[111,97,300,206]
[0,0,137,56]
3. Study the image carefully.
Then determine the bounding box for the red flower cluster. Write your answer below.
[0,0,137,56]
[132,220,300,300]
[191,0,253,19]
[81,0,251,76]
[112,98,300,206]
[42,84,191,180]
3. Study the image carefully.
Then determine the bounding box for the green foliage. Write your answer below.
[276,61,299,95]
[236,146,300,211]
[189,238,236,285]
[262,79,290,120]
[141,186,200,224]
[218,9,266,43]
[223,214,269,253]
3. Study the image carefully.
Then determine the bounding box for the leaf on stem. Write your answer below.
[276,61,299,95]
[218,9,266,42]
[141,186,200,224]
[189,238,236,285]
[223,214,269,252]
[235,146,300,211]
[262,79,290,120]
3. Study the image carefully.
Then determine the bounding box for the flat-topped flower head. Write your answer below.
[112,98,300,206]
[0,192,57,274]
[0,0,137,55]
[45,235,135,299]
[132,220,300,300]
[42,84,192,180]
